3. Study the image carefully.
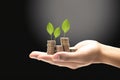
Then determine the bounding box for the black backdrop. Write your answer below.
[1,0,120,79]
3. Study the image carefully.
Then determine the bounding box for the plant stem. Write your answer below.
[54,37,56,41]
[51,35,52,40]
[64,33,66,37]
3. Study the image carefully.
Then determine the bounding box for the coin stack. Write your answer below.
[47,40,56,55]
[69,47,77,52]
[60,37,70,52]
[56,45,63,52]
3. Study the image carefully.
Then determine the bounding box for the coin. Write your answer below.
[47,40,56,55]
[60,37,70,52]
[56,45,63,52]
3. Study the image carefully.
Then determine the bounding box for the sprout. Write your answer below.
[54,27,61,39]
[62,19,70,37]
[46,19,70,39]
[46,22,54,40]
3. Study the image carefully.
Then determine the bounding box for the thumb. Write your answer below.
[52,52,79,62]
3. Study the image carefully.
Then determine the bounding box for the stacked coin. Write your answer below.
[69,47,77,52]
[60,37,70,52]
[47,40,56,55]
[56,45,63,52]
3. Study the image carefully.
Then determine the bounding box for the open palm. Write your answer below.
[29,40,101,69]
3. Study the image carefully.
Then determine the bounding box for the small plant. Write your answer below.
[46,22,54,40]
[54,27,61,39]
[46,19,75,54]
[46,22,61,40]
[62,19,70,37]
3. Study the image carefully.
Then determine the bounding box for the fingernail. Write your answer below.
[30,57,37,59]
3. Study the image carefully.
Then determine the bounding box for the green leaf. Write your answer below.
[54,27,61,39]
[62,19,70,34]
[46,22,54,35]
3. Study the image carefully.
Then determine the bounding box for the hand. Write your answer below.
[29,40,101,69]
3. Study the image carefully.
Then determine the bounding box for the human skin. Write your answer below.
[29,40,120,69]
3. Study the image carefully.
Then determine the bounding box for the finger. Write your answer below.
[37,54,77,65]
[38,54,90,69]
[52,52,84,63]
[37,54,81,69]
[29,51,78,64]
[29,51,47,59]
[74,40,98,49]
[29,51,89,69]
[37,53,53,61]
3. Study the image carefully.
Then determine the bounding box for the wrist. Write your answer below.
[95,43,120,68]
[92,42,104,64]
[93,43,113,64]
[98,44,108,64]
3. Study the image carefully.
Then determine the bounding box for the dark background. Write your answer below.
[1,0,120,79]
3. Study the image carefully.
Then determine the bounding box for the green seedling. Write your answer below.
[46,22,54,40]
[62,19,70,37]
[54,27,61,39]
